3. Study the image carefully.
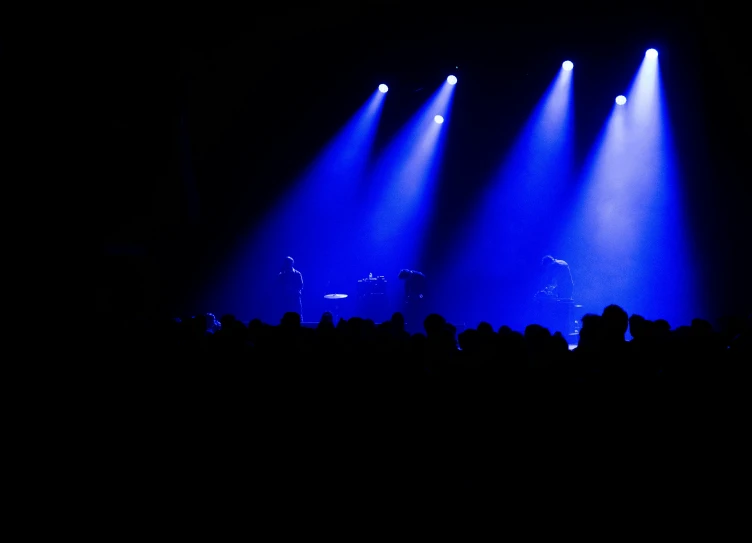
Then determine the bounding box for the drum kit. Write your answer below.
[322,274,389,322]
[323,294,348,300]
[323,293,348,322]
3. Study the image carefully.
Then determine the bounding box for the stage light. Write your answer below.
[562,60,573,71]
[447,75,457,85]
[615,95,627,105]
[645,48,658,60]
[434,115,444,124]
[378,84,389,93]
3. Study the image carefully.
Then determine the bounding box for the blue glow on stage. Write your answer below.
[204,89,387,322]
[558,50,698,326]
[437,64,574,330]
[355,78,456,293]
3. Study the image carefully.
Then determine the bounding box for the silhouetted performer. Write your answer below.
[539,255,574,300]
[278,256,303,321]
[535,255,574,334]
[398,269,426,332]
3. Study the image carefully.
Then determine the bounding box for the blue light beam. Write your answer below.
[435,65,574,329]
[204,89,387,321]
[358,79,456,280]
[559,50,697,325]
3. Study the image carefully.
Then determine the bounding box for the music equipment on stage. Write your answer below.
[535,286,556,299]
[357,275,388,322]
[357,275,387,294]
[533,296,576,334]
[323,293,348,322]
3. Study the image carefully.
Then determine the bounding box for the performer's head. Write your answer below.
[283,256,294,270]
[398,269,412,280]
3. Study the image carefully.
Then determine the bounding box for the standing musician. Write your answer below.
[278,256,304,321]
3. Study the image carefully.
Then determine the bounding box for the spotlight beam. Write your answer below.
[359,79,456,276]
[560,48,698,325]
[203,89,387,320]
[437,63,574,329]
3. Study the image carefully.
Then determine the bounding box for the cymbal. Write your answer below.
[324,293,348,299]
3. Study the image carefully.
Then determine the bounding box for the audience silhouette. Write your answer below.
[100,302,750,503]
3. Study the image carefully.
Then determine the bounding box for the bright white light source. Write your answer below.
[645,48,658,60]
[615,95,627,105]
[447,75,457,85]
[562,60,573,71]
[378,84,388,93]
[434,115,444,124]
